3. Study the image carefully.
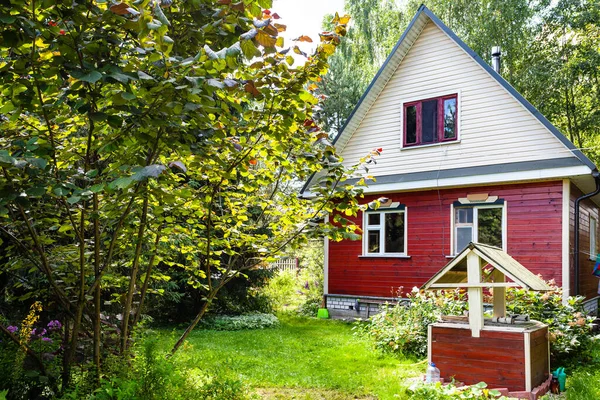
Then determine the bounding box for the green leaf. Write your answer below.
[58,224,72,233]
[147,21,163,30]
[108,177,134,190]
[206,79,224,89]
[53,186,69,196]
[154,2,170,26]
[90,112,108,121]
[131,164,167,181]
[26,186,46,197]
[108,71,135,84]
[137,71,154,80]
[67,196,81,204]
[240,40,257,59]
[90,184,105,193]
[0,150,15,167]
[107,115,123,128]
[0,13,16,23]
[121,92,136,100]
[71,70,103,83]
[256,0,272,8]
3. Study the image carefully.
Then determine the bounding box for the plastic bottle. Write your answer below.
[425,362,441,383]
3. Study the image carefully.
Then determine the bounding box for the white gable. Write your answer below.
[328,8,593,194]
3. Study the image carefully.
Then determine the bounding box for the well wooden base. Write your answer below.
[429,321,549,392]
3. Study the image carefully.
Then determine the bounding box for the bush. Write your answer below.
[407,381,507,400]
[263,240,325,316]
[505,283,594,366]
[263,270,300,311]
[200,313,279,331]
[59,334,255,400]
[357,283,596,363]
[355,288,467,358]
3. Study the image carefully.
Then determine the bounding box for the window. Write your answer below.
[453,205,504,254]
[363,208,407,256]
[403,94,458,147]
[590,216,597,260]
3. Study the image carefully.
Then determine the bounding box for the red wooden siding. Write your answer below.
[529,326,550,389]
[431,326,526,390]
[570,183,599,299]
[328,181,564,297]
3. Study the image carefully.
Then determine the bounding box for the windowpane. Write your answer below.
[478,208,503,248]
[455,208,473,224]
[443,98,457,139]
[385,213,405,253]
[368,213,381,226]
[421,100,438,143]
[368,230,380,253]
[406,105,417,144]
[456,226,472,253]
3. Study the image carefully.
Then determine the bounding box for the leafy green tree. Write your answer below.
[0,0,367,393]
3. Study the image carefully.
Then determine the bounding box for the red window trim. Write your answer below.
[403,93,458,147]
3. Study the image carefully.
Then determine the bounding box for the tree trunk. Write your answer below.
[120,194,149,353]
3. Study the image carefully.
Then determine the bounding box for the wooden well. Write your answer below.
[423,243,551,392]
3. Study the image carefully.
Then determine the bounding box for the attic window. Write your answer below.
[403,94,458,147]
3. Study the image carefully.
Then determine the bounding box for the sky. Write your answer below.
[272,0,346,61]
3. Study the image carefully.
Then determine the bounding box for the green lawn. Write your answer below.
[155,315,424,399]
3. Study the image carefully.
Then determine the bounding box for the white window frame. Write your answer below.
[590,216,597,260]
[451,203,507,255]
[362,208,408,257]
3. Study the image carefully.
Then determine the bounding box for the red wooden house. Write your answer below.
[302,5,600,318]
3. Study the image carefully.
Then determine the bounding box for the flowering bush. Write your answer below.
[354,288,467,357]
[505,282,594,365]
[356,281,595,364]
[0,304,64,399]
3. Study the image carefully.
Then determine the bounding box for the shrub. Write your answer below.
[407,381,507,400]
[357,282,596,363]
[355,288,467,357]
[200,313,279,331]
[59,333,255,400]
[264,241,325,316]
[263,270,300,311]
[505,283,595,366]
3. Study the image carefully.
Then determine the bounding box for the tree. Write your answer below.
[0,0,366,393]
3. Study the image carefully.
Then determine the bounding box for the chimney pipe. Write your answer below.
[491,46,501,73]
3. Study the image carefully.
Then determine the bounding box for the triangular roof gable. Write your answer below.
[331,4,595,170]
[422,242,551,291]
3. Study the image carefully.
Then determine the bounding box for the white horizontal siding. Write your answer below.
[339,20,577,177]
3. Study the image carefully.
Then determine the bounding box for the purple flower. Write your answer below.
[42,337,53,343]
[47,320,62,330]
[7,326,18,334]
[31,328,47,337]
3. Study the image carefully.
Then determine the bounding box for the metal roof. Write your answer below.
[422,242,552,291]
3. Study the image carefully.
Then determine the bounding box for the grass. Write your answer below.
[154,314,424,399]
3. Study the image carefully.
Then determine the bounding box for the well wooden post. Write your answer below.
[492,269,506,318]
[467,251,483,337]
